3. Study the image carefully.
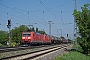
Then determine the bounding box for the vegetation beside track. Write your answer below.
[54,51,90,60]
[73,3,90,54]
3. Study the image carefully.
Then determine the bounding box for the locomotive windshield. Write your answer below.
[23,34,31,36]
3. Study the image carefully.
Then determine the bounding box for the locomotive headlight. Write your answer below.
[22,37,25,39]
[28,37,31,39]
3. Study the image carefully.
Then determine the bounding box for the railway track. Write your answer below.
[0,44,55,53]
[0,46,30,53]
[0,44,70,60]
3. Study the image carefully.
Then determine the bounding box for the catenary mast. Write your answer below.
[74,0,78,50]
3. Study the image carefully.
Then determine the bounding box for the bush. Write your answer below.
[54,51,90,60]
[11,42,17,47]
[0,43,3,47]
[77,45,83,52]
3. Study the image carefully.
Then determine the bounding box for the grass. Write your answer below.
[72,44,83,53]
[54,51,90,60]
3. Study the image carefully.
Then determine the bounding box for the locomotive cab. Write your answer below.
[22,32,32,45]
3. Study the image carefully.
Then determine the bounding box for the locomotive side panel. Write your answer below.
[22,31,67,45]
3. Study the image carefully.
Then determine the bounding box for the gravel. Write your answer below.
[0,44,72,60]
[33,44,73,60]
[0,44,61,58]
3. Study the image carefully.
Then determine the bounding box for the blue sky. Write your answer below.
[0,0,90,39]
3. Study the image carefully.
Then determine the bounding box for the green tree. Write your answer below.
[61,36,65,39]
[68,39,73,43]
[32,27,35,32]
[11,25,29,45]
[0,30,8,46]
[76,37,82,44]
[36,27,38,32]
[35,27,46,34]
[38,30,46,34]
[73,4,90,54]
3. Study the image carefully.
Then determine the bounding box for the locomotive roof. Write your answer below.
[22,31,51,36]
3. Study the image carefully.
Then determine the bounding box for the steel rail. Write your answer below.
[0,44,68,60]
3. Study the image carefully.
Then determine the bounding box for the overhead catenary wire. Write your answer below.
[38,0,65,35]
[0,0,57,34]
[38,0,72,25]
[0,0,74,37]
[0,0,73,13]
[49,0,73,10]
[0,2,27,17]
[38,0,73,36]
[0,0,73,22]
[0,10,28,24]
[0,1,47,25]
[38,0,63,24]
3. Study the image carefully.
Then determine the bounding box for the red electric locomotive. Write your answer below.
[22,31,51,45]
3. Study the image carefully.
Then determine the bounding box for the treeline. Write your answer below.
[0,25,46,46]
[73,4,90,54]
